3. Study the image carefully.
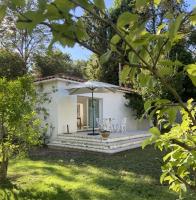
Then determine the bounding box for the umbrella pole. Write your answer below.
[92,89,95,135]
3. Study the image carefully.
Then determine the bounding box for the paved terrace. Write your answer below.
[49,130,151,154]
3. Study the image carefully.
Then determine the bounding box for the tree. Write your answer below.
[125,39,196,119]
[80,8,120,84]
[0,76,43,183]
[33,50,83,78]
[0,0,50,68]
[114,0,195,118]
[2,0,196,195]
[0,49,26,79]
[83,54,102,80]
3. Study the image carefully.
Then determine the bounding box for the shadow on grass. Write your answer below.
[0,180,17,190]
[0,185,73,200]
[0,180,19,200]
[5,146,196,200]
[30,146,163,181]
[0,179,179,200]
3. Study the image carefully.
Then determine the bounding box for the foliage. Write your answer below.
[125,93,145,119]
[113,0,195,116]
[83,54,102,80]
[143,99,196,196]
[0,76,43,182]
[0,0,50,68]
[2,0,196,196]
[33,50,83,78]
[0,49,27,79]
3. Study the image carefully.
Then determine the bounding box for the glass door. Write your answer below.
[88,98,99,128]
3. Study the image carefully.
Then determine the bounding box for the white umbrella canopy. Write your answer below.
[67,81,119,135]
[68,80,119,95]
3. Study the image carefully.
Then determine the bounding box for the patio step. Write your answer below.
[48,132,150,154]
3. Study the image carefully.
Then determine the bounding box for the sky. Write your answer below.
[60,0,196,61]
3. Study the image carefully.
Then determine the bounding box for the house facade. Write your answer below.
[35,74,150,144]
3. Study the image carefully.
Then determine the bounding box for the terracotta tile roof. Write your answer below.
[34,74,135,93]
[34,73,86,83]
[118,86,136,93]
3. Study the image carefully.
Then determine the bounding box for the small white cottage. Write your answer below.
[35,74,150,153]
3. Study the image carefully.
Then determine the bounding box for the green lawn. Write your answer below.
[0,146,195,200]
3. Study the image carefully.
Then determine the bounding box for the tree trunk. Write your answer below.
[0,158,8,184]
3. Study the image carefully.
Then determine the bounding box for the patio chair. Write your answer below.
[108,118,113,132]
[96,118,102,129]
[120,117,127,133]
[102,118,112,132]
[111,118,118,133]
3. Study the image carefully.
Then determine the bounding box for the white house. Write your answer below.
[35,74,150,153]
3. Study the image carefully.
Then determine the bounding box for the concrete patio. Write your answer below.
[48,131,150,154]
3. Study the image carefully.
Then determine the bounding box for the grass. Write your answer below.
[0,146,195,200]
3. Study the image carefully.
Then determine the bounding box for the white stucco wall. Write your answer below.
[35,80,59,140]
[35,78,150,141]
[57,81,77,134]
[78,92,150,131]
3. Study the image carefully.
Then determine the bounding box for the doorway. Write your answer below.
[77,96,102,131]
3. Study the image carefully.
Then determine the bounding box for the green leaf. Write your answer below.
[10,0,25,8]
[142,138,152,149]
[77,0,93,11]
[163,152,173,162]
[120,65,131,83]
[25,11,45,23]
[117,12,138,28]
[144,100,152,111]
[160,172,168,184]
[51,24,75,47]
[158,60,176,76]
[0,5,6,22]
[100,50,112,65]
[135,0,146,8]
[111,34,121,45]
[157,23,166,35]
[128,52,140,63]
[190,8,196,25]
[138,72,151,87]
[166,107,178,123]
[54,0,75,9]
[149,127,160,136]
[169,13,184,40]
[155,99,171,106]
[129,67,137,83]
[132,34,150,46]
[75,19,89,40]
[94,0,105,10]
[45,4,62,20]
[154,0,161,5]
[110,34,121,51]
[17,21,36,32]
[185,64,196,86]
[17,11,45,32]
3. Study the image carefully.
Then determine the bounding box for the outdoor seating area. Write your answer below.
[96,117,127,133]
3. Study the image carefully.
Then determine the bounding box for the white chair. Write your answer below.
[101,118,112,132]
[121,118,127,133]
[96,118,103,129]
[108,118,113,132]
[111,118,118,133]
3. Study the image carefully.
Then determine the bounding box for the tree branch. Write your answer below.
[171,139,196,151]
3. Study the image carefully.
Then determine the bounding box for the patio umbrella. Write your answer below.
[67,81,119,135]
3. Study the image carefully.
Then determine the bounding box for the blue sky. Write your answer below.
[60,0,196,61]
